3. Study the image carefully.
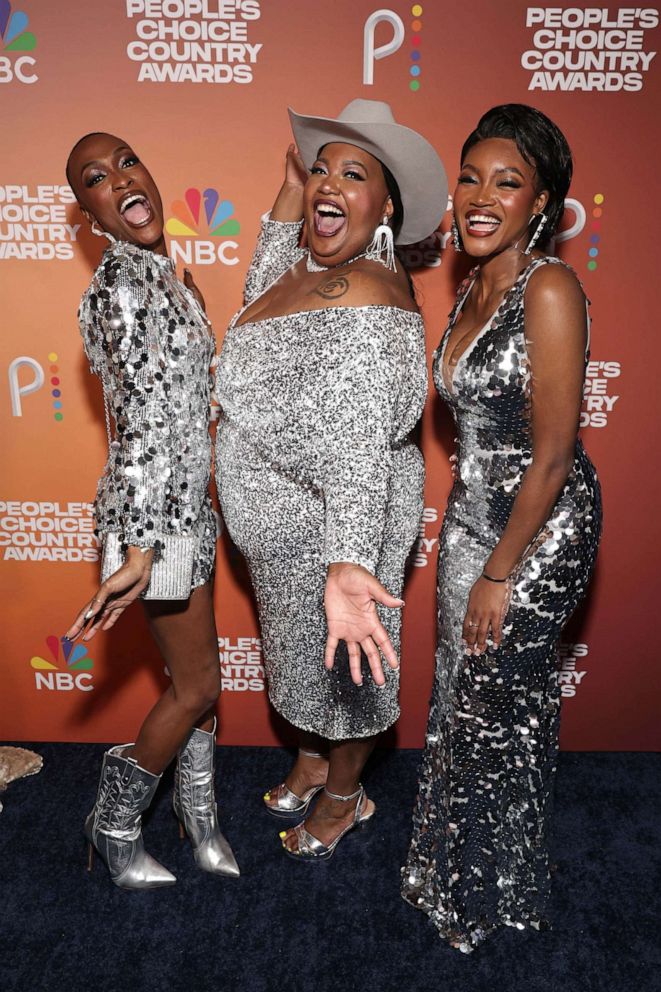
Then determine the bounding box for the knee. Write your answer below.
[173,668,221,719]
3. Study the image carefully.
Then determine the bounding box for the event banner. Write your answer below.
[1,1,659,749]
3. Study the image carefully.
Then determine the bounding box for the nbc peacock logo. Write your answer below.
[165,187,240,267]
[31,635,94,692]
[1,1,35,49]
[0,0,37,83]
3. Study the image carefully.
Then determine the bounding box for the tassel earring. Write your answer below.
[451,217,463,252]
[366,215,396,271]
[523,212,547,255]
[90,220,117,243]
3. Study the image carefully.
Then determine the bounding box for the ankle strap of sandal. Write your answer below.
[299,748,326,759]
[324,785,362,803]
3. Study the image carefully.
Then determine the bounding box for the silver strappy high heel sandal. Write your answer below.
[262,748,327,819]
[280,784,375,862]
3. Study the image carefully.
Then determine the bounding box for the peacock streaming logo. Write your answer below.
[31,635,94,692]
[0,0,37,84]
[363,4,423,91]
[165,186,240,266]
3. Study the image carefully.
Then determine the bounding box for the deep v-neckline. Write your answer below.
[440,259,541,395]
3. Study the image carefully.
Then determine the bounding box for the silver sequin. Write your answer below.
[401,257,602,950]
[78,241,216,589]
[215,218,428,739]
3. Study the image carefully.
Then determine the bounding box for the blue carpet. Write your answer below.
[0,746,659,992]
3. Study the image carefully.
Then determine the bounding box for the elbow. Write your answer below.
[531,452,575,487]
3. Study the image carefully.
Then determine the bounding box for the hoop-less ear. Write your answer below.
[534,189,550,214]
[383,195,394,221]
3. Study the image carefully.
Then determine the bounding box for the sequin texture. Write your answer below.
[401,257,602,951]
[215,218,428,738]
[78,241,216,589]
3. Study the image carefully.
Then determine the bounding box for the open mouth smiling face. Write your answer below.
[454,137,548,256]
[69,133,165,249]
[303,141,391,265]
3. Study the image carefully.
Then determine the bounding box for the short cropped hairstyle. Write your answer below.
[461,104,573,249]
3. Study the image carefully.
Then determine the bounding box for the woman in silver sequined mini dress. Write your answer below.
[65,133,239,889]
[402,106,602,950]
[216,101,447,860]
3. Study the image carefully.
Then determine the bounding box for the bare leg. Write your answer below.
[282,735,377,852]
[130,582,221,774]
[264,729,329,810]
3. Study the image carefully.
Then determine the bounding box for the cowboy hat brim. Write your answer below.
[288,105,448,245]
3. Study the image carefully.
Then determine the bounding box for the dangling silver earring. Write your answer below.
[366,215,396,271]
[90,220,116,243]
[523,212,547,255]
[451,217,463,252]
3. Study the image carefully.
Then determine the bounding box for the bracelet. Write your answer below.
[481,570,510,584]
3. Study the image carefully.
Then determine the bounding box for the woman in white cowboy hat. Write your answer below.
[215,99,447,860]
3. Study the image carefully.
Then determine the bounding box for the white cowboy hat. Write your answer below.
[288,98,448,245]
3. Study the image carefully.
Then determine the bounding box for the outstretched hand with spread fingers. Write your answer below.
[64,547,154,643]
[323,562,404,687]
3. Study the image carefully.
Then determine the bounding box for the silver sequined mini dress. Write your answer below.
[79,241,216,590]
[401,257,602,951]
[215,217,427,739]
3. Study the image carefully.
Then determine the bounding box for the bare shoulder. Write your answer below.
[525,258,585,310]
[525,258,588,350]
[312,259,418,313]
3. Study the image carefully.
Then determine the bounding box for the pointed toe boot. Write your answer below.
[174,721,240,877]
[85,744,176,890]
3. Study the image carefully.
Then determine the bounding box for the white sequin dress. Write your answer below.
[215,217,427,738]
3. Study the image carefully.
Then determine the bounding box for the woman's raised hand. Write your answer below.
[64,547,154,643]
[284,143,308,189]
[323,562,404,687]
[271,144,308,223]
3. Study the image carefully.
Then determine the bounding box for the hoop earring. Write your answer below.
[90,220,117,244]
[366,215,396,271]
[523,212,547,255]
[451,217,463,252]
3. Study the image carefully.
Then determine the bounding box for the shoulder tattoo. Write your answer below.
[315,275,350,301]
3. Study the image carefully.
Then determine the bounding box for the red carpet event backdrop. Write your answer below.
[1,1,659,749]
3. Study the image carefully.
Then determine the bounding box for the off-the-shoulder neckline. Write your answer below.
[233,304,422,330]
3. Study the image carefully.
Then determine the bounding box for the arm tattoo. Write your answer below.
[315,275,350,300]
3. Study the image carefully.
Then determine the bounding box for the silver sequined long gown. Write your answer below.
[401,257,602,951]
[79,241,216,588]
[215,217,427,739]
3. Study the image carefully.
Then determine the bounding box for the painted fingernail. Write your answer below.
[279,831,286,839]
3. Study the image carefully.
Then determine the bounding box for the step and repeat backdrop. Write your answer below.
[1,1,659,749]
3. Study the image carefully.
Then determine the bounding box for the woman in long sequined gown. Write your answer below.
[216,101,447,859]
[65,133,238,889]
[402,105,602,949]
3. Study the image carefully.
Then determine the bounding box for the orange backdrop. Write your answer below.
[2,0,660,749]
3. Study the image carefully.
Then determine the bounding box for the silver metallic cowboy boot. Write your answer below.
[85,744,176,890]
[174,720,240,877]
